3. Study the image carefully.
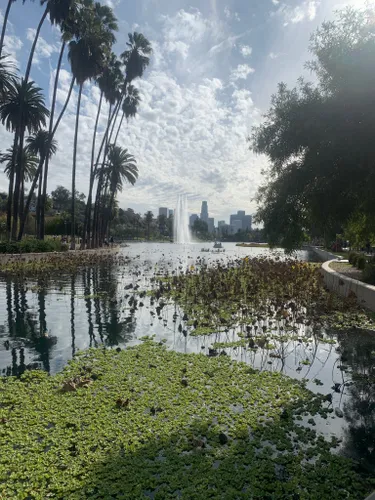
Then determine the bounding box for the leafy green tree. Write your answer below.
[250,7,375,251]
[192,218,208,239]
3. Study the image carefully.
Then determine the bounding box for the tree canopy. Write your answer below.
[250,6,375,251]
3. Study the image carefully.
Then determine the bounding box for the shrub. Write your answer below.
[363,262,375,285]
[351,253,359,267]
[356,255,367,270]
[0,239,68,254]
[348,252,357,264]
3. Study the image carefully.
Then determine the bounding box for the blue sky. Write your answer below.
[0,0,366,223]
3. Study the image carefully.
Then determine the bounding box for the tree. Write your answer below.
[67,2,117,249]
[157,214,167,237]
[113,84,141,146]
[0,55,16,103]
[192,218,208,239]
[0,79,49,240]
[250,6,375,251]
[144,211,153,241]
[102,145,138,238]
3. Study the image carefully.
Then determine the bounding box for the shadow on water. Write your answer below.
[75,407,373,499]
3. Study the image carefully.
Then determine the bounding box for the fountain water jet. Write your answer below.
[174,194,192,244]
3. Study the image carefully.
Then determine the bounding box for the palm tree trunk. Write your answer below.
[0,0,12,58]
[105,190,116,239]
[36,168,42,237]
[39,41,65,240]
[52,76,74,135]
[71,82,83,250]
[81,90,103,249]
[11,127,25,240]
[113,111,124,147]
[19,177,24,224]
[6,132,18,240]
[18,155,45,240]
[24,6,48,83]
[91,104,112,247]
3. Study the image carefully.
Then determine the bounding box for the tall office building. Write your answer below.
[200,201,208,223]
[189,214,199,227]
[229,211,252,233]
[168,209,174,217]
[207,217,215,234]
[159,207,168,217]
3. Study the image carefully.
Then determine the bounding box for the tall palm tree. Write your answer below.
[18,131,57,240]
[102,145,137,238]
[38,0,82,240]
[67,4,117,249]
[0,145,38,182]
[90,32,151,248]
[0,79,49,240]
[113,84,140,146]
[81,52,122,248]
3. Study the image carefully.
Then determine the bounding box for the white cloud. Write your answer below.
[26,29,60,67]
[240,45,252,57]
[273,1,320,26]
[272,0,280,5]
[230,63,255,81]
[224,5,241,22]
[269,52,279,59]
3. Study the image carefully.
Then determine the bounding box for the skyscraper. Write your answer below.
[189,214,199,227]
[200,201,208,223]
[159,207,168,217]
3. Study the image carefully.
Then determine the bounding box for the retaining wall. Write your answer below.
[321,260,375,312]
[0,246,120,266]
[308,246,342,262]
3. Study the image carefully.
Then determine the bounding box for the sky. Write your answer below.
[0,0,368,224]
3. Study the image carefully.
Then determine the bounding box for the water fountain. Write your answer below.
[174,194,192,244]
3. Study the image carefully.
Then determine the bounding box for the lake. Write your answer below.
[0,242,374,471]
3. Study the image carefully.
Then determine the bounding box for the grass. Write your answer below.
[0,341,374,499]
[235,243,269,248]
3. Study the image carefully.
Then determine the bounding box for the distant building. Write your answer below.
[200,201,208,223]
[218,220,226,228]
[168,209,174,217]
[218,223,230,237]
[189,214,199,227]
[242,215,252,231]
[231,220,243,234]
[159,207,168,217]
[207,217,215,234]
[229,211,252,233]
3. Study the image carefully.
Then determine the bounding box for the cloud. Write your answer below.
[240,45,252,57]
[230,64,255,81]
[273,1,320,26]
[224,6,240,22]
[269,52,279,59]
[26,29,60,67]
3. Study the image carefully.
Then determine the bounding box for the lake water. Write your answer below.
[0,242,374,471]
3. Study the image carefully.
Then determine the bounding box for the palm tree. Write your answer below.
[0,145,38,182]
[0,55,16,103]
[67,4,117,249]
[102,145,138,238]
[81,52,122,248]
[38,2,80,240]
[113,84,140,146]
[0,79,49,240]
[18,131,57,240]
[144,211,153,241]
[90,32,151,248]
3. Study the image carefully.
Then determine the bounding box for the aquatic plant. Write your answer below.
[0,341,373,498]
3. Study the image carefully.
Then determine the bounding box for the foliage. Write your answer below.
[251,7,375,251]
[363,261,375,285]
[150,257,375,335]
[0,341,373,499]
[0,238,67,254]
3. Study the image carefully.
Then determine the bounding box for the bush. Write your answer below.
[348,252,357,264]
[0,239,68,254]
[351,253,359,267]
[356,255,367,270]
[363,262,375,285]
